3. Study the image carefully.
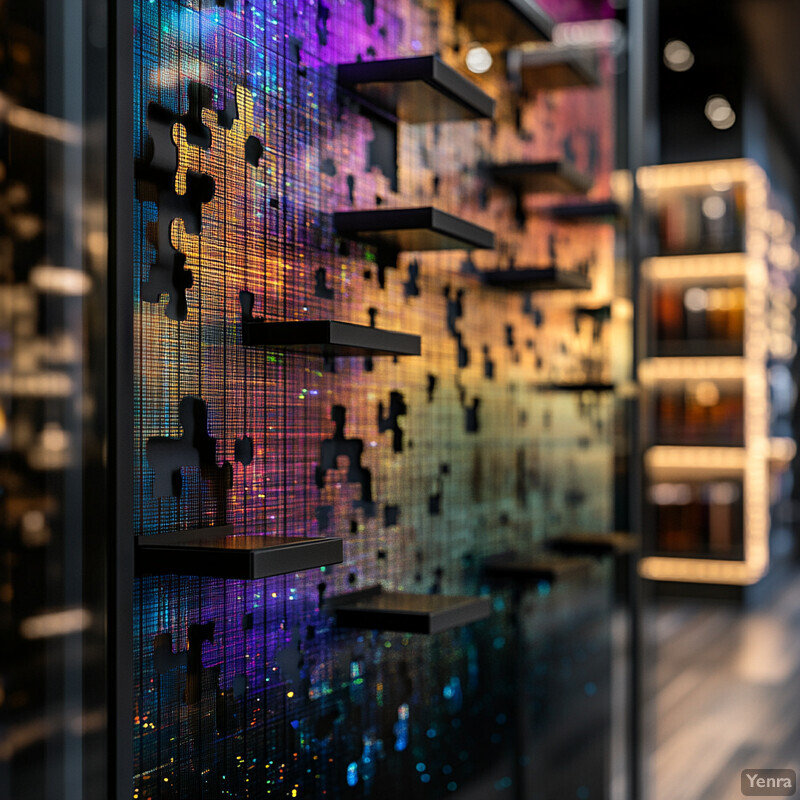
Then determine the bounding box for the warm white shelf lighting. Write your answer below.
[639,356,746,383]
[642,253,748,282]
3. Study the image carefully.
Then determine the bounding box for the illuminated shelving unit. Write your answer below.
[636,159,797,590]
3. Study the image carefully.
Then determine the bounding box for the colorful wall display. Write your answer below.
[132,1,619,797]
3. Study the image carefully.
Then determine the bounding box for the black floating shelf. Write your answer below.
[456,0,553,45]
[136,525,343,579]
[334,207,495,252]
[547,532,639,558]
[242,320,421,357]
[337,55,495,123]
[488,160,593,195]
[483,551,592,584]
[329,585,491,634]
[509,44,599,92]
[546,200,622,221]
[482,266,591,291]
[538,382,615,392]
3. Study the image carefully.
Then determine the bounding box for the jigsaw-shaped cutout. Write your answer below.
[235,435,253,467]
[444,286,469,368]
[428,463,450,516]
[314,267,334,299]
[153,622,220,707]
[315,405,375,517]
[426,374,437,402]
[276,627,304,686]
[146,396,229,501]
[483,345,495,379]
[315,504,334,531]
[377,391,406,453]
[384,505,400,526]
[136,85,217,321]
[403,259,420,298]
[316,1,330,44]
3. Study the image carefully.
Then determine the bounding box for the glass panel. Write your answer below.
[0,1,108,798]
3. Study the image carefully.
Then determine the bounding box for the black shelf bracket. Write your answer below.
[482,266,591,291]
[242,319,421,357]
[328,585,492,634]
[455,0,553,45]
[136,525,344,579]
[335,206,495,253]
[337,55,495,123]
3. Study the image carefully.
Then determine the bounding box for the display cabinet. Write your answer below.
[637,159,797,588]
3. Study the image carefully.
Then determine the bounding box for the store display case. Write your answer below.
[637,159,797,588]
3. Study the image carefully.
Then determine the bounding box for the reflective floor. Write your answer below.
[649,569,800,800]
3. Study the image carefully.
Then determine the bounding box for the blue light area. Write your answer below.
[416,763,426,773]
[577,787,590,799]
[426,728,437,739]
[346,762,358,787]
[493,636,505,649]
[421,774,431,784]
[495,776,513,790]
[584,682,597,697]
[537,580,551,597]
[447,782,458,792]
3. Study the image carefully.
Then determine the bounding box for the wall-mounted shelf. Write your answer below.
[508,44,599,92]
[482,266,591,291]
[456,0,553,44]
[242,320,421,357]
[328,585,491,634]
[136,525,343,579]
[488,160,593,195]
[546,200,622,221]
[334,207,495,252]
[547,532,639,559]
[337,55,495,123]
[537,382,615,393]
[483,551,591,584]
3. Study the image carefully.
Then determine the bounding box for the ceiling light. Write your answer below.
[663,39,694,72]
[705,95,736,130]
[702,195,727,220]
[465,46,492,75]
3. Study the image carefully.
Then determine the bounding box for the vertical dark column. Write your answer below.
[627,0,657,798]
[109,0,134,797]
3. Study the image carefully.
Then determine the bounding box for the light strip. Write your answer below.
[639,356,746,383]
[645,445,747,472]
[642,253,748,282]
[637,158,752,191]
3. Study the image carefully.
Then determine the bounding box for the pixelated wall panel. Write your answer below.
[133,1,616,797]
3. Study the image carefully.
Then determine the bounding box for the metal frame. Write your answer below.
[109,0,134,797]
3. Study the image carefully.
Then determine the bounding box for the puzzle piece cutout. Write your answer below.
[153,621,220,707]
[444,286,469,368]
[136,83,216,321]
[146,396,231,507]
[138,82,266,321]
[315,405,375,517]
[377,391,407,453]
